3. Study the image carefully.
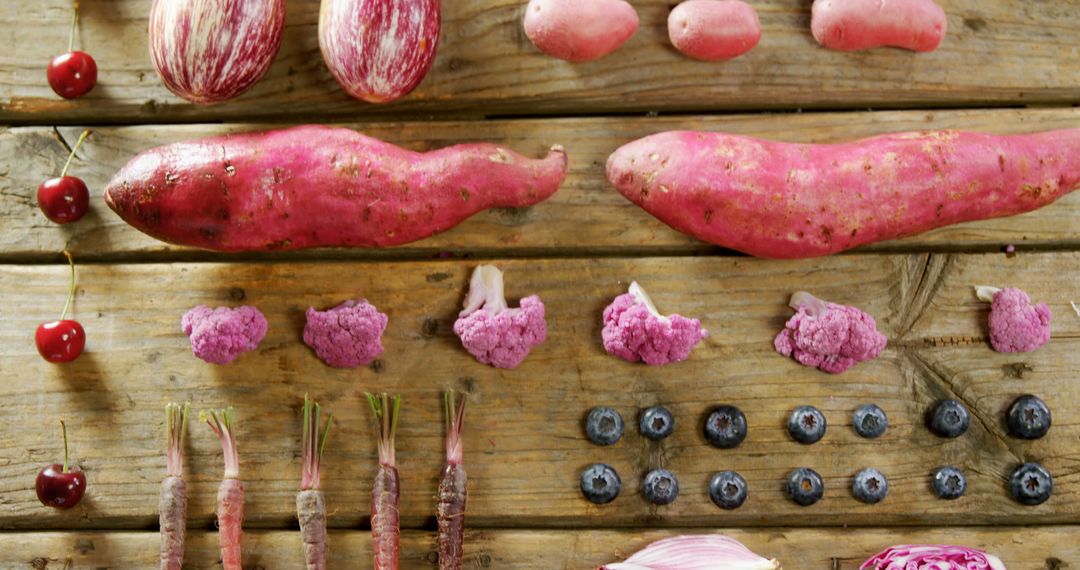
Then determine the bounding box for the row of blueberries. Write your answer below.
[579,397,1054,506]
[583,396,1053,448]
[579,461,1054,507]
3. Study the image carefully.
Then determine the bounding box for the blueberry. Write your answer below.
[639,406,675,441]
[786,467,825,506]
[932,466,967,500]
[1007,395,1051,439]
[580,463,621,504]
[928,399,970,438]
[642,468,680,505]
[585,406,624,446]
[852,468,888,504]
[704,405,748,449]
[1009,462,1052,505]
[708,470,748,510]
[788,405,827,444]
[852,404,888,439]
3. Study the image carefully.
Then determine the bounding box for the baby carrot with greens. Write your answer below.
[160,402,189,570]
[437,390,467,570]
[366,392,401,570]
[204,408,244,570]
[298,394,333,570]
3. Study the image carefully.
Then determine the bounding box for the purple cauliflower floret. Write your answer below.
[975,286,1051,353]
[303,299,389,368]
[181,305,268,365]
[773,291,886,374]
[601,281,708,366]
[452,265,547,369]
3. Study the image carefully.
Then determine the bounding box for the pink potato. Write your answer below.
[669,0,761,61]
[103,126,568,251]
[607,129,1080,259]
[523,0,639,62]
[811,0,947,52]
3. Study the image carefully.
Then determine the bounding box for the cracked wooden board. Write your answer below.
[901,251,1080,342]
[3,108,1080,261]
[0,254,1076,530]
[2,527,1078,569]
[4,1,1080,124]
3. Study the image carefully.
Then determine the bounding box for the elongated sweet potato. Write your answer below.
[104,126,568,251]
[607,129,1080,259]
[811,0,947,52]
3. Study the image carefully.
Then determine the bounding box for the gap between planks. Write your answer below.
[3,527,1078,569]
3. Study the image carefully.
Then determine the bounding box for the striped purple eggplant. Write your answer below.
[149,0,285,105]
[319,0,441,103]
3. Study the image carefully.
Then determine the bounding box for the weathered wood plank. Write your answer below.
[5,527,1079,569]
[4,1,1080,124]
[903,251,1080,342]
[0,254,1077,530]
[3,108,1080,261]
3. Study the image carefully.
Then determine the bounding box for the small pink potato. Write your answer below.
[668,0,761,61]
[523,0,639,62]
[811,0,947,52]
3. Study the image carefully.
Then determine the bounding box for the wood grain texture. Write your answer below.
[3,108,1080,262]
[0,254,1076,530]
[3,1,1080,124]
[3,527,1078,569]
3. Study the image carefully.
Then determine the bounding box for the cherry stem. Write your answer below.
[68,2,80,53]
[59,251,76,321]
[60,130,91,178]
[61,420,70,474]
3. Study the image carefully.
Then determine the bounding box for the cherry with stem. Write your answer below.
[36,420,87,509]
[47,1,97,99]
[38,130,92,224]
[35,251,86,363]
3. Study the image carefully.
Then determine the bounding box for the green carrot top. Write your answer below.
[165,402,190,478]
[301,394,333,491]
[444,390,466,466]
[203,408,239,480]
[365,393,400,468]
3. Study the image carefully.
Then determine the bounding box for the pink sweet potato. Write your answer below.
[523,0,639,62]
[103,126,568,251]
[669,0,761,61]
[607,129,1080,259]
[811,0,947,52]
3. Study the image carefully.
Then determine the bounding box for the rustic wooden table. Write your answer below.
[2,1,1079,568]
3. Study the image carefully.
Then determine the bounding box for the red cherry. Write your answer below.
[47,2,96,100]
[47,51,97,100]
[38,129,91,225]
[36,421,86,509]
[36,251,85,363]
[36,463,86,509]
[38,176,89,224]
[35,319,86,363]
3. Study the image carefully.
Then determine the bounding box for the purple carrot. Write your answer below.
[367,393,401,570]
[205,408,244,570]
[160,402,189,570]
[298,394,333,570]
[437,390,467,570]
